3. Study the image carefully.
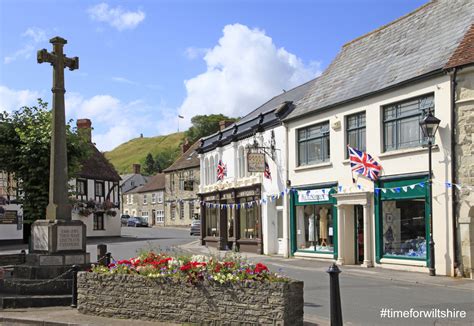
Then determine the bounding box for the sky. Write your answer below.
[0,0,427,151]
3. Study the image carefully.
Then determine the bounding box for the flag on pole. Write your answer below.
[348,146,382,181]
[217,160,227,181]
[264,161,271,180]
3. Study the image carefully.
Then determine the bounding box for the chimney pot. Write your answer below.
[181,138,191,153]
[219,120,233,131]
[76,119,92,142]
[132,164,141,174]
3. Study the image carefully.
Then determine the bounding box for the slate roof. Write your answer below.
[137,173,165,192]
[123,185,144,195]
[77,145,121,182]
[199,78,315,153]
[285,0,474,121]
[445,24,474,69]
[163,141,201,172]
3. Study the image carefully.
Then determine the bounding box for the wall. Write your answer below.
[287,75,455,275]
[73,209,121,237]
[454,67,474,278]
[78,272,304,325]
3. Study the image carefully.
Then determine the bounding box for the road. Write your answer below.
[1,226,472,325]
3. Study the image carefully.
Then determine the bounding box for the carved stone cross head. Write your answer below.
[37,36,79,71]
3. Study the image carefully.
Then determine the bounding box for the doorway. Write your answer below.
[354,205,364,264]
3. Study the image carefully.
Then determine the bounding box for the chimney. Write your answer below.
[76,119,92,142]
[219,120,233,131]
[132,164,141,174]
[181,138,191,154]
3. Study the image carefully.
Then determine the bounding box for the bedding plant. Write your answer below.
[91,252,289,284]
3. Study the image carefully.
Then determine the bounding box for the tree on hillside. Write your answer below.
[154,147,180,172]
[185,114,238,143]
[0,99,91,226]
[143,153,156,175]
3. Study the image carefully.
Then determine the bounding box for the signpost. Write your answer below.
[247,153,265,172]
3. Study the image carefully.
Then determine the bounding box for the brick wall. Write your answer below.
[78,272,303,325]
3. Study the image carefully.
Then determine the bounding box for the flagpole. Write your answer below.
[348,145,356,184]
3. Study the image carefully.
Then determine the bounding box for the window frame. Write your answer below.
[94,181,105,198]
[76,179,87,196]
[297,121,330,166]
[93,212,105,230]
[345,111,366,158]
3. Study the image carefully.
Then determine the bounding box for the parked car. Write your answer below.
[190,219,201,236]
[127,216,149,227]
[121,214,130,226]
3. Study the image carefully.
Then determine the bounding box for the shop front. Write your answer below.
[290,183,338,259]
[200,185,263,254]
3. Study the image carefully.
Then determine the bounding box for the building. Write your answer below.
[136,173,166,226]
[198,81,312,254]
[283,0,473,276]
[445,24,474,278]
[120,163,149,214]
[71,119,122,237]
[163,140,200,227]
[0,171,22,243]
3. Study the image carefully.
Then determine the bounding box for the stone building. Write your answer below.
[136,173,166,226]
[120,164,149,214]
[163,140,201,226]
[0,171,22,243]
[122,186,143,218]
[445,23,474,278]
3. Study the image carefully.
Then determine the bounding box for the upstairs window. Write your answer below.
[95,181,105,197]
[143,194,147,205]
[76,179,87,196]
[151,193,156,204]
[297,122,330,166]
[383,94,434,152]
[346,111,366,157]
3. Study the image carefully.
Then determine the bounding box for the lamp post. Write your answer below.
[419,109,440,276]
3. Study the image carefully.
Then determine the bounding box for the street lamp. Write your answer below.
[419,109,440,276]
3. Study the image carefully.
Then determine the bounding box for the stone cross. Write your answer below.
[37,36,79,221]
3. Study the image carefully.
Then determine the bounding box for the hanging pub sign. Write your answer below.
[298,189,331,203]
[247,153,265,172]
[183,180,194,191]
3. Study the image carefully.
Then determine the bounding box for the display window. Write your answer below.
[296,204,334,252]
[205,204,219,237]
[239,196,260,239]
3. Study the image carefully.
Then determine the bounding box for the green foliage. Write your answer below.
[143,153,156,175]
[0,99,91,223]
[185,114,238,144]
[154,146,180,172]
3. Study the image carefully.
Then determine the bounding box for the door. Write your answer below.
[355,205,364,264]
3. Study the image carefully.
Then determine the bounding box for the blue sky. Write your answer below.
[0,0,427,151]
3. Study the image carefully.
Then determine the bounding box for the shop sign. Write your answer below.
[204,195,218,201]
[0,209,17,224]
[237,189,256,197]
[247,153,265,172]
[183,180,194,191]
[298,189,331,203]
[221,192,234,200]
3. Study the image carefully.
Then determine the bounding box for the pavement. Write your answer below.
[0,228,472,325]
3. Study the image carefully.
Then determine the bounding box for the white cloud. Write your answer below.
[4,27,48,64]
[111,76,137,85]
[0,85,42,112]
[177,24,320,127]
[184,47,208,60]
[88,3,145,31]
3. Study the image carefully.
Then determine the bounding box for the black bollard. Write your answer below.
[20,249,26,263]
[97,244,107,265]
[327,263,343,326]
[71,265,79,308]
[105,252,112,266]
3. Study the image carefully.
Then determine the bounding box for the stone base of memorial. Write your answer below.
[29,219,89,266]
[77,273,304,325]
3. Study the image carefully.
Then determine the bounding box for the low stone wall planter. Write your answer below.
[77,272,304,325]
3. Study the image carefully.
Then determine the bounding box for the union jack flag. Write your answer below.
[348,146,382,181]
[217,160,227,181]
[264,161,271,180]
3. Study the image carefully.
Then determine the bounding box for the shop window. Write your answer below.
[93,212,104,230]
[206,204,219,237]
[297,122,330,166]
[382,199,426,258]
[296,204,334,253]
[383,94,434,151]
[239,197,260,239]
[226,201,235,239]
[346,111,366,156]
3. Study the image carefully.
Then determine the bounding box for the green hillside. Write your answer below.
[105,132,185,174]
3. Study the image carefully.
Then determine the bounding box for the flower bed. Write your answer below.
[78,252,304,325]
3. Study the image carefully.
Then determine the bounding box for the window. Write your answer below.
[179,202,184,219]
[178,171,185,191]
[170,203,176,220]
[206,204,219,237]
[239,197,261,239]
[93,212,104,230]
[95,181,105,197]
[156,210,164,223]
[189,202,194,220]
[209,157,215,184]
[238,146,245,178]
[383,94,434,151]
[151,193,156,204]
[143,194,147,205]
[76,179,87,196]
[346,112,366,156]
[296,204,334,253]
[204,158,210,185]
[157,192,163,203]
[297,122,330,166]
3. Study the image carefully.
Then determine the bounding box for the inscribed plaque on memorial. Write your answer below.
[57,226,83,251]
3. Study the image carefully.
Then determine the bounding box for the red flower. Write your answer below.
[254,263,268,274]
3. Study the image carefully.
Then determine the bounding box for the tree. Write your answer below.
[143,153,156,175]
[154,147,180,172]
[185,114,238,143]
[0,99,91,226]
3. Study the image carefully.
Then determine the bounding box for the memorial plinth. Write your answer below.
[29,220,89,266]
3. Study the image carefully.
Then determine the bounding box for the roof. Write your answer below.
[119,174,149,186]
[137,173,165,192]
[285,0,474,121]
[445,24,474,69]
[123,185,144,195]
[199,79,314,153]
[163,141,200,172]
[77,145,121,182]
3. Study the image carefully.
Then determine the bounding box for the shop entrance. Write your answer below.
[354,205,364,264]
